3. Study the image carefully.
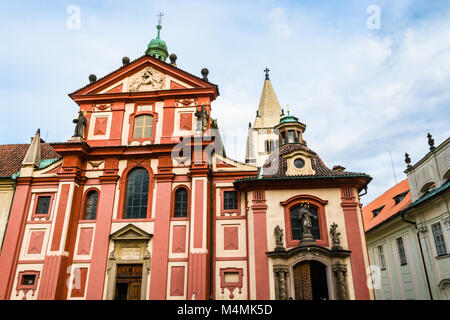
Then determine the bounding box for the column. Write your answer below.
[0,180,32,300]
[85,175,118,299]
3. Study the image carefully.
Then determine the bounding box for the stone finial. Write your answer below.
[405,152,412,168]
[88,74,97,83]
[427,133,435,151]
[22,129,41,169]
[201,68,209,81]
[122,57,130,66]
[169,53,177,66]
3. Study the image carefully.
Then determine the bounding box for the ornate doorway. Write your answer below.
[114,264,143,300]
[293,260,328,300]
[105,224,152,300]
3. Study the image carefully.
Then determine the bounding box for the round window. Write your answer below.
[294,158,305,169]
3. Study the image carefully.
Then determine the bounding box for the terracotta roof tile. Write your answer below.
[361,179,411,232]
[0,143,61,177]
[261,143,369,178]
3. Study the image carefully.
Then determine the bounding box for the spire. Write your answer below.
[145,12,169,61]
[22,129,41,168]
[253,69,282,128]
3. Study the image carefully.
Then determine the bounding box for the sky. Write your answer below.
[0,0,449,204]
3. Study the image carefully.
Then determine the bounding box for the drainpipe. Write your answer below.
[0,175,17,252]
[401,212,433,300]
[209,164,214,300]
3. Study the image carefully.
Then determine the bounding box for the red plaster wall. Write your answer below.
[85,182,116,299]
[0,183,31,299]
[77,228,94,255]
[172,225,187,254]
[223,226,239,250]
[193,180,204,249]
[27,231,45,255]
[149,180,172,299]
[169,266,185,296]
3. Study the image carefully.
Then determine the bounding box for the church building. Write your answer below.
[0,22,374,300]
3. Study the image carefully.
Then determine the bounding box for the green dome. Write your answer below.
[279,114,299,124]
[145,24,169,61]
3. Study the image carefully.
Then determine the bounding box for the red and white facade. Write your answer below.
[0,54,374,300]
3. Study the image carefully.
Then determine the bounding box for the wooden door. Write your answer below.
[115,264,142,300]
[293,261,313,300]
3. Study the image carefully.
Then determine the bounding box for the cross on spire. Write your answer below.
[264,67,270,80]
[157,11,164,25]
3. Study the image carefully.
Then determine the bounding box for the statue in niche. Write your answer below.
[195,104,209,132]
[298,202,316,242]
[128,67,166,92]
[72,111,87,138]
[330,223,342,249]
[274,225,285,251]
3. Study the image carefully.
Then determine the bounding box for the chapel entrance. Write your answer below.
[114,264,143,300]
[293,260,328,300]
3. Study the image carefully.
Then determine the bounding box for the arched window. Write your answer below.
[83,190,98,220]
[174,187,188,217]
[124,168,149,219]
[133,114,154,139]
[290,205,320,240]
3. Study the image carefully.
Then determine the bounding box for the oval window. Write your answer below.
[294,158,305,169]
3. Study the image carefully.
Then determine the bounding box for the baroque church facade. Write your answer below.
[0,23,373,300]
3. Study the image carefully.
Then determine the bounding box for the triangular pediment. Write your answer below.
[110,223,153,241]
[70,55,217,97]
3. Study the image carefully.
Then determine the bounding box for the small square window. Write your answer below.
[35,196,51,215]
[224,191,238,210]
[21,274,36,286]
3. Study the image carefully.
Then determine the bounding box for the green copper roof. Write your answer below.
[39,158,59,169]
[279,114,299,124]
[146,24,169,61]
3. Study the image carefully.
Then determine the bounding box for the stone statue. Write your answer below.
[330,223,341,249]
[72,111,87,138]
[274,225,285,251]
[298,202,316,242]
[195,104,209,132]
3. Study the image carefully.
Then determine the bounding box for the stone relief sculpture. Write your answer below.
[332,264,348,300]
[128,67,166,92]
[72,111,87,139]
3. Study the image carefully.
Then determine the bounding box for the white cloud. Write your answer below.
[0,1,449,204]
[267,7,291,40]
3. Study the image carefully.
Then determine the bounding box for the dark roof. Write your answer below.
[0,143,61,177]
[70,54,219,96]
[261,143,370,179]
